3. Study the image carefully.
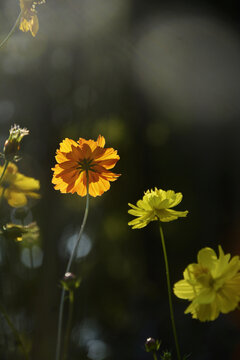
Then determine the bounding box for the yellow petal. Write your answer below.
[5,189,27,207]
[19,18,30,33]
[197,248,217,271]
[13,173,40,191]
[185,301,220,321]
[173,279,196,300]
[196,288,216,304]
[216,280,240,313]
[157,209,188,222]
[96,135,106,148]
[167,191,183,208]
[30,14,39,37]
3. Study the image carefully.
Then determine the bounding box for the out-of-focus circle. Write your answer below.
[134,14,240,123]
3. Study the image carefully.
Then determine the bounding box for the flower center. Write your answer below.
[77,158,96,173]
[193,266,214,288]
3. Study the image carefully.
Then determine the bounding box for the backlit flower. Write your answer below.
[0,162,40,207]
[173,246,240,321]
[128,188,188,229]
[52,135,120,197]
[19,0,45,37]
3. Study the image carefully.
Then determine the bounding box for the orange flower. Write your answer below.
[52,135,120,197]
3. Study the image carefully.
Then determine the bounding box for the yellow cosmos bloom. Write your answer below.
[173,246,240,321]
[0,162,40,207]
[128,188,188,229]
[52,135,120,197]
[19,0,45,37]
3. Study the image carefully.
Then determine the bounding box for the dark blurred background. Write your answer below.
[0,0,240,359]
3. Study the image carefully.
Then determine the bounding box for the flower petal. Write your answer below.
[96,135,106,148]
[5,189,27,207]
[173,279,196,300]
[185,301,220,321]
[196,288,216,304]
[197,248,217,271]
[13,173,40,191]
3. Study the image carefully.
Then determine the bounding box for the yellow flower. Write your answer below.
[128,188,188,229]
[0,162,40,207]
[19,0,45,37]
[173,246,240,321]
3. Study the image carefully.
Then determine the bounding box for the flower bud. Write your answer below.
[3,125,29,161]
[61,272,81,292]
[145,337,161,353]
[3,139,20,159]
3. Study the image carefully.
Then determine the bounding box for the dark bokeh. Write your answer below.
[0,0,240,359]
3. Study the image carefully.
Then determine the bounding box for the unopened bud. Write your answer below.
[4,139,20,159]
[145,337,161,353]
[3,125,29,161]
[61,272,81,291]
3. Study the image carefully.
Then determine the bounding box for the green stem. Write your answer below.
[0,303,29,360]
[159,224,181,360]
[29,247,34,269]
[0,188,6,207]
[0,11,22,50]
[153,352,158,360]
[62,291,74,360]
[0,161,9,186]
[56,173,90,360]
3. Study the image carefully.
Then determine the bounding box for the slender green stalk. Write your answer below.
[153,352,158,360]
[0,161,9,207]
[159,224,181,360]
[0,161,9,186]
[62,290,74,360]
[29,247,34,269]
[0,303,29,360]
[0,11,22,50]
[56,174,90,360]
[0,188,6,206]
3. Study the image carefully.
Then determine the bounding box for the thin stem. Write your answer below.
[0,188,6,207]
[56,290,65,360]
[153,352,158,360]
[159,224,181,360]
[56,174,90,360]
[65,180,90,273]
[29,247,34,269]
[0,161,9,186]
[62,291,74,360]
[0,303,29,360]
[0,11,22,50]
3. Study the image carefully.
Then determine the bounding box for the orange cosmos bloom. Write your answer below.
[52,135,120,197]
